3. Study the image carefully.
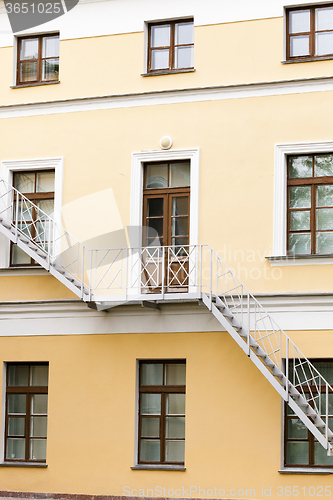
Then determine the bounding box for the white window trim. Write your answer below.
[130,148,199,248]
[273,141,333,266]
[0,157,64,268]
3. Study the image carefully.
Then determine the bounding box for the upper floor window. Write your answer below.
[147,19,194,73]
[17,34,59,85]
[286,4,333,60]
[287,154,333,255]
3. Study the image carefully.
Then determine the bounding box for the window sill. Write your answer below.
[131,465,186,471]
[141,69,195,77]
[0,267,48,276]
[0,462,47,468]
[11,81,60,89]
[279,468,333,474]
[282,56,333,64]
[266,254,333,267]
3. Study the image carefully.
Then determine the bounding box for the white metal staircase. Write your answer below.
[0,178,333,456]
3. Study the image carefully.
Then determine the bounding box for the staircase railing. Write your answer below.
[0,178,332,454]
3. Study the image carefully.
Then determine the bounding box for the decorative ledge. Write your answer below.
[131,465,186,471]
[0,462,47,468]
[10,81,60,89]
[0,267,48,276]
[281,56,333,64]
[266,255,333,267]
[141,69,195,77]
[279,468,333,474]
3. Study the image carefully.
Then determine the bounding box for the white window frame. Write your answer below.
[273,141,333,265]
[0,157,64,268]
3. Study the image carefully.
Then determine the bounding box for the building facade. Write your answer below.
[0,1,333,499]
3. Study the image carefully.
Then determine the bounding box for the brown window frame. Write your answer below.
[138,360,186,465]
[286,4,333,61]
[16,33,60,86]
[147,19,194,73]
[284,359,333,468]
[287,154,333,255]
[5,362,48,464]
[11,170,55,267]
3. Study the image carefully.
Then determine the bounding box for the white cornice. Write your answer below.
[2,77,333,119]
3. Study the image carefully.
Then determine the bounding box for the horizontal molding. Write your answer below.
[2,76,333,119]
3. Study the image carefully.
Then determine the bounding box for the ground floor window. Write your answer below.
[138,360,186,464]
[285,359,333,467]
[5,363,48,462]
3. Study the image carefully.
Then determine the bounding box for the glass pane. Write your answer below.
[166,364,186,385]
[315,442,333,465]
[7,394,26,414]
[172,197,189,216]
[170,162,190,187]
[20,61,38,82]
[317,185,333,207]
[151,25,170,47]
[42,36,59,58]
[147,198,164,217]
[31,394,48,414]
[314,361,333,386]
[290,211,310,231]
[151,49,169,70]
[172,217,188,237]
[42,58,59,81]
[31,416,47,437]
[171,237,188,248]
[316,6,333,31]
[140,394,161,415]
[141,417,159,437]
[286,442,309,464]
[290,35,310,57]
[317,208,333,230]
[14,173,35,193]
[316,32,333,56]
[36,172,55,193]
[289,233,311,255]
[165,440,185,462]
[11,245,31,265]
[287,418,307,439]
[315,155,333,177]
[316,232,333,253]
[289,10,310,34]
[145,164,168,188]
[175,22,194,44]
[289,156,312,178]
[36,200,54,219]
[166,417,185,438]
[6,438,25,459]
[20,38,38,59]
[30,365,48,386]
[147,217,163,238]
[141,363,163,385]
[8,417,25,436]
[289,186,311,208]
[175,46,193,69]
[320,394,333,416]
[8,365,29,386]
[167,394,185,415]
[140,439,160,461]
[30,438,46,460]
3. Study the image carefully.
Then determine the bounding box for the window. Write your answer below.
[287,154,333,255]
[147,20,194,73]
[286,4,333,60]
[17,34,59,85]
[285,360,333,468]
[138,360,186,465]
[11,170,55,266]
[5,363,48,463]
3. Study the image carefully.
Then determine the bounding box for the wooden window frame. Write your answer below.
[5,362,48,464]
[10,170,55,267]
[287,154,333,255]
[16,33,59,86]
[284,359,333,468]
[138,360,186,465]
[147,19,194,73]
[286,4,333,61]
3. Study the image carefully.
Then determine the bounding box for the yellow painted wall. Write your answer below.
[1,18,333,106]
[0,330,331,499]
